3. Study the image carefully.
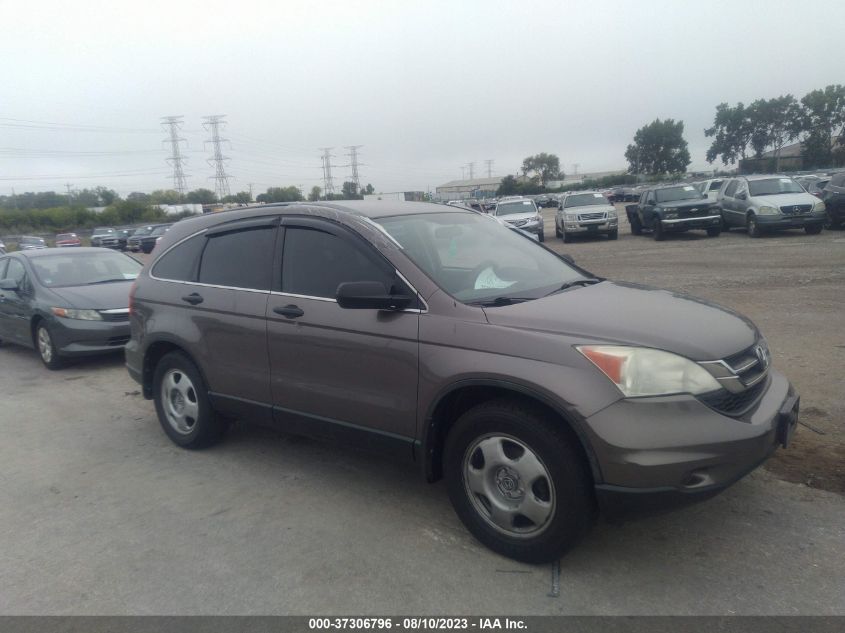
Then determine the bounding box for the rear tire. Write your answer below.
[804,224,822,235]
[630,214,642,235]
[443,398,595,563]
[153,351,228,449]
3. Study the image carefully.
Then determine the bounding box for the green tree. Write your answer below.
[185,188,218,205]
[222,191,253,204]
[341,181,361,199]
[308,186,322,202]
[521,153,561,186]
[705,102,756,165]
[255,186,303,203]
[798,85,845,168]
[127,192,151,204]
[748,95,801,170]
[497,175,520,196]
[150,189,185,205]
[625,118,691,176]
[363,183,375,195]
[95,187,119,206]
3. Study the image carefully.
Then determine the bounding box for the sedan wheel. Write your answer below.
[36,324,63,370]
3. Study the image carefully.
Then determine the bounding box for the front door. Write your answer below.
[0,258,34,346]
[266,217,419,457]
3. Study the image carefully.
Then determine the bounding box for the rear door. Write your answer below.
[266,216,419,456]
[149,217,278,422]
[720,179,739,225]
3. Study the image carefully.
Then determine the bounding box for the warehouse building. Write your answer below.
[435,176,506,200]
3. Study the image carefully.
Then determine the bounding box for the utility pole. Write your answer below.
[202,115,231,200]
[319,147,335,199]
[345,145,363,193]
[484,159,494,178]
[248,182,254,201]
[161,115,189,194]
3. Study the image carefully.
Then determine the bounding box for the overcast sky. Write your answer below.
[1,0,842,197]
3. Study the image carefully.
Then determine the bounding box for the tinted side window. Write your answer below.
[6,259,26,285]
[152,234,205,282]
[282,227,393,299]
[724,180,739,197]
[830,173,845,188]
[198,227,275,290]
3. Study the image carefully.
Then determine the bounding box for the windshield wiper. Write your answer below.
[545,278,601,296]
[471,296,536,307]
[87,278,132,285]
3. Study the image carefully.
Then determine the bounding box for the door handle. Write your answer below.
[181,293,204,305]
[273,304,304,319]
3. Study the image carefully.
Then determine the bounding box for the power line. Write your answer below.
[319,147,335,198]
[161,116,189,194]
[345,145,363,192]
[203,115,231,199]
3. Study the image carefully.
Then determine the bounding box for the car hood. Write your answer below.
[483,281,757,361]
[49,281,134,310]
[561,204,615,214]
[498,212,538,221]
[749,192,817,207]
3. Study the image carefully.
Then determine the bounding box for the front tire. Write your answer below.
[630,214,643,235]
[607,229,618,240]
[538,230,545,243]
[36,323,63,370]
[747,214,761,238]
[706,227,721,237]
[443,398,595,563]
[805,224,822,235]
[153,351,228,448]
[653,219,665,241]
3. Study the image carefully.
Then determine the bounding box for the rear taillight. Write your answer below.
[128,280,137,315]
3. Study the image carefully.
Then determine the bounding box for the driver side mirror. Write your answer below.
[0,278,19,292]
[336,281,413,311]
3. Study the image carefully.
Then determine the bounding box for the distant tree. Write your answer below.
[497,175,520,196]
[341,181,362,199]
[797,85,845,168]
[308,186,322,201]
[185,188,218,205]
[705,102,756,165]
[625,118,691,176]
[222,191,252,204]
[95,187,119,206]
[149,189,185,205]
[521,153,561,186]
[363,183,375,195]
[748,95,801,170]
[255,186,302,203]
[127,191,151,204]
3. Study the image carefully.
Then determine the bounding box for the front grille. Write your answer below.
[698,378,767,416]
[578,212,605,221]
[99,311,129,322]
[679,207,708,217]
[780,204,812,215]
[106,335,130,346]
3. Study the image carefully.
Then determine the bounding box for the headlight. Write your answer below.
[813,200,826,212]
[607,209,618,218]
[576,345,721,397]
[51,307,102,321]
[565,213,578,221]
[757,205,779,215]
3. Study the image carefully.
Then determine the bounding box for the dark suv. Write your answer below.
[126,201,799,563]
[821,171,845,228]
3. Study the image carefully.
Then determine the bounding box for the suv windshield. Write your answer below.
[93,228,115,235]
[655,186,702,203]
[495,200,536,216]
[749,178,805,196]
[708,180,724,191]
[132,227,153,236]
[29,250,142,288]
[20,237,45,245]
[375,212,588,303]
[564,193,609,208]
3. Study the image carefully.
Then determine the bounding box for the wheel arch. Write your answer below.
[420,379,602,485]
[142,338,209,400]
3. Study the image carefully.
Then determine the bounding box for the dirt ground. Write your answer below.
[540,204,845,495]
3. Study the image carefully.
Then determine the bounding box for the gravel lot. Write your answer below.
[1,205,843,615]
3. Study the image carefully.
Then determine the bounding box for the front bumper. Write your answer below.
[585,368,797,519]
[661,214,721,230]
[49,316,131,357]
[561,217,619,234]
[757,213,825,229]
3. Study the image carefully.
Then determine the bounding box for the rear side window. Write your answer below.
[282,227,393,299]
[723,180,739,197]
[198,227,275,290]
[152,235,205,282]
[830,173,845,188]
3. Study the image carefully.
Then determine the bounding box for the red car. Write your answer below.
[55,233,82,247]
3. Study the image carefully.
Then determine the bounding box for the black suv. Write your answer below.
[821,171,845,228]
[626,184,721,240]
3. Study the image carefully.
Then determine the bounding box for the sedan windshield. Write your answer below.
[655,186,702,203]
[29,251,142,288]
[749,178,805,196]
[495,200,536,216]
[564,193,609,208]
[20,237,45,245]
[375,212,589,303]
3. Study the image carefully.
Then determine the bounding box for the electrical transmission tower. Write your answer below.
[467,162,475,180]
[202,115,231,199]
[345,145,363,192]
[319,147,335,198]
[161,116,189,193]
[484,159,494,178]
